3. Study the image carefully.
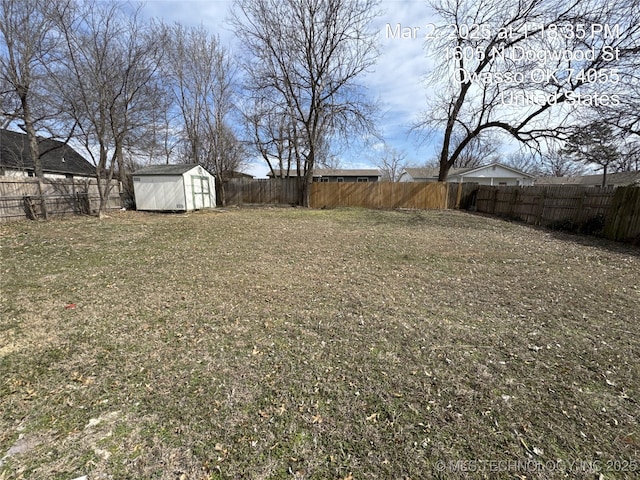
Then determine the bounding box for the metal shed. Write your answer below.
[132,164,216,211]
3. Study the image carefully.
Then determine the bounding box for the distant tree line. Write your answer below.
[2,0,639,214]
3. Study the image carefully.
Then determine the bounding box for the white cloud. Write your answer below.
[140,0,236,46]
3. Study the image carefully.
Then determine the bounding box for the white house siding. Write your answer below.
[0,169,70,179]
[44,173,79,180]
[458,165,534,186]
[461,176,532,186]
[1,169,30,178]
[0,168,94,181]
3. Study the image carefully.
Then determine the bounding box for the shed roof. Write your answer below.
[223,170,254,179]
[133,164,203,176]
[0,128,94,176]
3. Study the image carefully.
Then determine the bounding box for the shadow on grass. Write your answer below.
[464,210,640,259]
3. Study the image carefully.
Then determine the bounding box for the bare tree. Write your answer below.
[232,0,380,206]
[618,139,640,172]
[161,23,243,205]
[376,146,407,182]
[162,24,217,165]
[537,148,587,177]
[202,123,247,206]
[503,148,585,177]
[452,134,501,168]
[52,0,165,215]
[241,95,303,178]
[503,149,543,176]
[0,0,64,182]
[561,121,622,187]
[314,132,342,169]
[419,0,640,182]
[594,11,640,147]
[133,104,179,166]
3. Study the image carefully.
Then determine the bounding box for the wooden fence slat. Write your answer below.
[604,185,640,242]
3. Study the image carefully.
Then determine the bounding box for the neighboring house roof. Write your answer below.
[457,162,535,179]
[402,162,535,181]
[0,128,94,177]
[535,171,640,186]
[315,168,379,177]
[401,166,474,181]
[268,168,379,177]
[223,170,254,179]
[133,164,205,176]
[267,169,305,177]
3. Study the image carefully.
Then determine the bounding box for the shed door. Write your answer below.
[191,175,211,209]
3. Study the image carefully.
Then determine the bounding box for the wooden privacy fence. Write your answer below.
[310,182,449,209]
[473,184,640,243]
[0,177,121,222]
[474,185,615,226]
[224,178,300,205]
[225,179,478,210]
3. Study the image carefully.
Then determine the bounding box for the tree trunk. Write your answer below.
[37,179,48,220]
[438,161,452,182]
[217,174,226,207]
[301,175,311,207]
[298,166,315,207]
[24,121,43,179]
[96,144,114,217]
[21,102,48,219]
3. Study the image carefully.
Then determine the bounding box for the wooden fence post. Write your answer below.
[23,195,37,220]
[455,182,463,209]
[77,192,91,214]
[37,180,48,220]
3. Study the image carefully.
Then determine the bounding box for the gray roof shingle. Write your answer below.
[0,129,94,176]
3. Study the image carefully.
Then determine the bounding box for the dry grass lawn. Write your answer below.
[1,207,639,479]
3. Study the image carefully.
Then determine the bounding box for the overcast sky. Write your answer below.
[139,0,437,177]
